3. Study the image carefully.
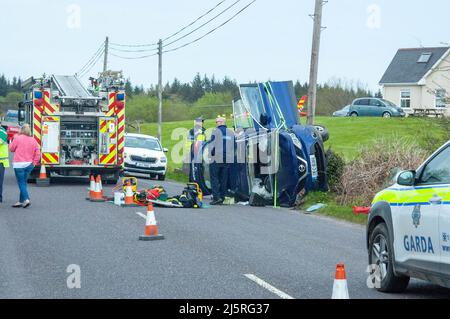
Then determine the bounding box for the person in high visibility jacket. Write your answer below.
[0,126,10,203]
[185,117,206,181]
[188,116,206,148]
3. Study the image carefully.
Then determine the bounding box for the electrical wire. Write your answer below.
[110,46,159,53]
[162,0,228,42]
[109,51,158,60]
[110,0,228,49]
[163,0,257,54]
[76,41,105,76]
[162,0,241,49]
[110,41,158,48]
[78,46,105,78]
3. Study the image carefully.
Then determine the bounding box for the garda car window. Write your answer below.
[419,146,450,185]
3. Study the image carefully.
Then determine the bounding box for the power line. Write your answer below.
[110,51,158,60]
[110,46,159,53]
[110,41,158,48]
[76,41,105,76]
[163,0,242,49]
[110,0,228,49]
[163,0,257,54]
[78,46,105,78]
[162,0,228,42]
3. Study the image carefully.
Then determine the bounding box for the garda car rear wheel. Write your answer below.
[369,223,410,293]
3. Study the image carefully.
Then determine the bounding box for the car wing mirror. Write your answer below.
[397,170,416,186]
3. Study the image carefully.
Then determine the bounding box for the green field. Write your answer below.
[129,116,446,173]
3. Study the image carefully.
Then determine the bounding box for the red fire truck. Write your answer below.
[18,71,126,183]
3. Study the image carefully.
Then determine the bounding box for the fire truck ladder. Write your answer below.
[52,75,97,100]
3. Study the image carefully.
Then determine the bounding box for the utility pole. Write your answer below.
[307,0,324,125]
[157,39,163,143]
[103,36,109,73]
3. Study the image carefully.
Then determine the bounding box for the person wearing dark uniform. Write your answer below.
[209,117,234,206]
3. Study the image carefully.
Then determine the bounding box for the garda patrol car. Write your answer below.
[367,141,450,292]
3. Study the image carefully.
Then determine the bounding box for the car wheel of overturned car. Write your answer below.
[313,125,329,142]
[368,223,410,293]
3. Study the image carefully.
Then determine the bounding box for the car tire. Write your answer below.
[383,112,392,118]
[158,174,166,181]
[350,112,358,117]
[368,223,410,293]
[313,125,330,142]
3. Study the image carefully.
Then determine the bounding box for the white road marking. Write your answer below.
[244,274,294,299]
[136,212,146,219]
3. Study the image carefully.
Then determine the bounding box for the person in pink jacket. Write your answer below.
[9,124,41,208]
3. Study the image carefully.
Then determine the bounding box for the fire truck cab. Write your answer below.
[18,72,126,184]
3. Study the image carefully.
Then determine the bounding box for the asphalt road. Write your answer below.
[0,169,449,299]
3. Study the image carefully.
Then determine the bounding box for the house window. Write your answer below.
[400,90,411,108]
[435,89,447,108]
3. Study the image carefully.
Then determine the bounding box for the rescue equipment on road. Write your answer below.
[139,203,165,241]
[353,206,371,215]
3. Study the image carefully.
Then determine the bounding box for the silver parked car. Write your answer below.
[333,105,350,117]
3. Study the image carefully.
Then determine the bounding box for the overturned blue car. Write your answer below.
[189,81,329,208]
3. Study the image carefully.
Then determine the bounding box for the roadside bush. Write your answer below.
[325,148,345,192]
[335,137,428,206]
[421,117,450,153]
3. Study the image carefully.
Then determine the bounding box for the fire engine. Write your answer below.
[18,71,126,183]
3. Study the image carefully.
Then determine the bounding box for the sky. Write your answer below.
[1,0,449,92]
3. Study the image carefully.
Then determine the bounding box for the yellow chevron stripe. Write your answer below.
[42,153,59,164]
[100,121,107,133]
[107,97,115,116]
[102,150,117,165]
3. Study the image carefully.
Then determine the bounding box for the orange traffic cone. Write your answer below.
[332,264,350,299]
[139,203,164,241]
[86,175,96,200]
[123,180,138,207]
[36,165,50,187]
[90,175,106,202]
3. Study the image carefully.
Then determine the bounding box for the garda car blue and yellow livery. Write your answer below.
[367,141,450,292]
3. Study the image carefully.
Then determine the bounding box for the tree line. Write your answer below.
[125,73,376,118]
[0,72,377,119]
[0,74,22,97]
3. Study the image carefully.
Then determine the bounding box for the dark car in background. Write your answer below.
[348,98,405,118]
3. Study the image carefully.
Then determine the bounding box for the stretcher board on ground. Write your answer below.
[148,199,184,208]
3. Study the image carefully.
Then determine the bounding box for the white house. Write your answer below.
[379,47,450,116]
